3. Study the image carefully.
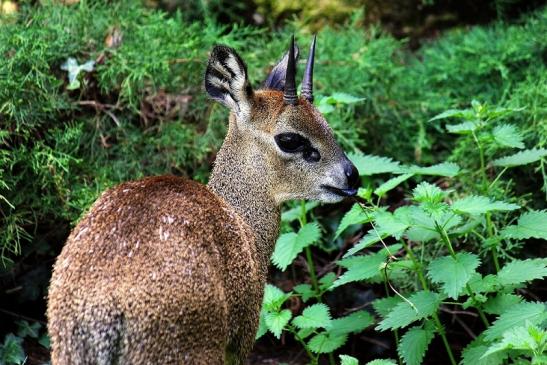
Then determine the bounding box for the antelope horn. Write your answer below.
[301,35,316,102]
[283,35,298,105]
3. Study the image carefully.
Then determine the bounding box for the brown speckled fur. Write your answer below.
[48,45,354,364]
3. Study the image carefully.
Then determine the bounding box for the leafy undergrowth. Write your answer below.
[1,1,546,364]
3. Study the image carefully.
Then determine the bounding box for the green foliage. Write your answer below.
[427,253,480,299]
[272,222,321,271]
[398,324,435,365]
[292,303,332,329]
[500,210,547,239]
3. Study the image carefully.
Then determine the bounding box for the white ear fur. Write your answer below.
[205,46,253,121]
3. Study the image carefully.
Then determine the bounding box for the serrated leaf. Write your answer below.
[294,284,315,302]
[344,231,386,257]
[0,334,25,365]
[330,310,374,335]
[427,253,480,299]
[262,284,290,312]
[16,320,41,338]
[349,153,403,176]
[398,325,435,365]
[492,124,525,149]
[319,272,337,291]
[451,196,519,215]
[297,222,321,246]
[332,252,386,288]
[467,273,499,294]
[500,210,547,240]
[297,327,315,339]
[483,302,547,341]
[429,108,474,122]
[308,332,347,353]
[366,361,397,365]
[281,201,319,222]
[340,355,359,365]
[271,223,321,271]
[265,309,292,339]
[377,291,441,331]
[292,303,332,329]
[406,162,460,177]
[446,121,479,134]
[483,293,523,315]
[335,203,371,239]
[317,103,335,114]
[492,148,547,167]
[461,337,508,365]
[255,311,268,340]
[331,92,366,104]
[483,325,539,358]
[496,258,547,286]
[373,296,403,319]
[374,173,414,197]
[412,182,445,204]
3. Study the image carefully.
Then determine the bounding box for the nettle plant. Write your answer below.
[257,100,547,365]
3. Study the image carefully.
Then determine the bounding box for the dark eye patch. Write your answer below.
[274,133,321,162]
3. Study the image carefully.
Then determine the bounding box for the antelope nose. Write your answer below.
[344,161,360,190]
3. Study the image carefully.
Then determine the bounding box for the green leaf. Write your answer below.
[349,153,403,176]
[377,291,441,331]
[398,325,435,365]
[446,121,479,134]
[255,311,268,340]
[496,258,547,286]
[340,355,359,365]
[483,302,547,341]
[330,310,374,335]
[331,92,366,104]
[406,162,460,177]
[461,337,507,365]
[292,304,332,329]
[335,203,371,239]
[429,108,474,122]
[412,182,445,204]
[492,148,547,167]
[317,103,335,114]
[265,309,292,339]
[365,359,398,365]
[262,284,290,312]
[293,284,315,302]
[451,196,519,215]
[427,253,480,299]
[483,324,543,358]
[0,334,25,365]
[344,231,386,257]
[372,296,403,319]
[492,124,525,149]
[332,253,386,288]
[38,334,50,349]
[319,272,337,291]
[308,332,347,353]
[16,320,41,339]
[500,210,547,240]
[281,201,319,222]
[483,293,523,315]
[374,173,414,197]
[272,223,321,271]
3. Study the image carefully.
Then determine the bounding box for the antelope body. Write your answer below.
[47,36,359,364]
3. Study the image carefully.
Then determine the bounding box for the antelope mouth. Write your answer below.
[322,185,358,197]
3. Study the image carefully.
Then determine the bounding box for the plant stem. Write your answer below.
[289,326,316,364]
[437,224,490,328]
[471,130,488,191]
[485,213,500,272]
[431,312,458,365]
[300,201,319,293]
[401,240,429,290]
[328,353,336,365]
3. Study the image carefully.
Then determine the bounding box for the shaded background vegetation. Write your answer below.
[0,0,545,364]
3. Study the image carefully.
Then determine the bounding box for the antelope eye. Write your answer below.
[275,133,307,153]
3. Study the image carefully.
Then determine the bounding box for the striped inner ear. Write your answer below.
[205,46,252,114]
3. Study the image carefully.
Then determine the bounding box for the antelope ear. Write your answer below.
[263,43,299,91]
[205,45,253,119]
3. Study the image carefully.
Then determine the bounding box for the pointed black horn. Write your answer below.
[283,35,298,105]
[301,35,316,102]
